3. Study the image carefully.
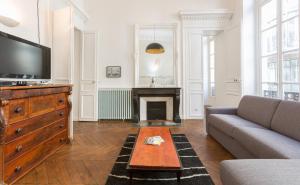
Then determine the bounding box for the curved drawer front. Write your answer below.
[55,93,67,109]
[4,119,67,162]
[7,99,29,124]
[4,131,68,184]
[5,109,67,143]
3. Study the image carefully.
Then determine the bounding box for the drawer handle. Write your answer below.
[14,107,23,113]
[16,145,23,152]
[59,112,64,117]
[59,124,64,128]
[15,128,23,134]
[15,166,22,173]
[58,99,64,103]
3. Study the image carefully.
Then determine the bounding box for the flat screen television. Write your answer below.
[0,31,51,82]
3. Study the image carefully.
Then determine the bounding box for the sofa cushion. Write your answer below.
[232,127,300,159]
[271,100,300,142]
[208,114,265,137]
[220,159,300,185]
[237,96,281,128]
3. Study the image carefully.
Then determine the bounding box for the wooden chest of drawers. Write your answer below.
[0,85,72,184]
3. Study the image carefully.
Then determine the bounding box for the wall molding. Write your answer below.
[181,9,234,119]
[63,0,89,22]
[180,10,233,33]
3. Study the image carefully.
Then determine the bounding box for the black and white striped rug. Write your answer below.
[105,134,215,185]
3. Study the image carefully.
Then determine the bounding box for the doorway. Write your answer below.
[72,29,99,122]
[73,28,82,121]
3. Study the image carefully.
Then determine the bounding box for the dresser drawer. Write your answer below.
[7,99,29,124]
[4,131,68,184]
[28,94,56,117]
[56,93,67,109]
[5,109,67,143]
[4,119,67,162]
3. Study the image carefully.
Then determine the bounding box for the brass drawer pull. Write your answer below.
[15,166,22,173]
[58,99,64,103]
[14,107,23,113]
[59,112,64,116]
[15,128,23,134]
[59,124,64,128]
[16,145,23,152]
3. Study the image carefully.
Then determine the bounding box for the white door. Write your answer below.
[52,7,74,139]
[183,29,204,119]
[79,32,98,121]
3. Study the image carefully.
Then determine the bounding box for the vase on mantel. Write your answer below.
[150,77,155,88]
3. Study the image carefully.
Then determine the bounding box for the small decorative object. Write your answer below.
[150,77,155,87]
[106,66,121,78]
[144,136,165,146]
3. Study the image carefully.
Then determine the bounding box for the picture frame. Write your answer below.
[106,66,121,78]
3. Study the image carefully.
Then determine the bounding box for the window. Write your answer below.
[259,0,300,101]
[208,39,216,96]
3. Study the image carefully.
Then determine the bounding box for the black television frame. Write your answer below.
[0,31,51,84]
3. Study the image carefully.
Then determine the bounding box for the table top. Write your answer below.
[128,127,181,170]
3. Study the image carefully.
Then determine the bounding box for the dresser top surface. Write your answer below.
[0,84,72,91]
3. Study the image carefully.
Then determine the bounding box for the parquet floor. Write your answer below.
[15,120,234,185]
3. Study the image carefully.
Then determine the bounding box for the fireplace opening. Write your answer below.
[147,102,167,120]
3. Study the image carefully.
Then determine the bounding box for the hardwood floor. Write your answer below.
[15,120,234,185]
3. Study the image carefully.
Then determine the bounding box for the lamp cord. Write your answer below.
[154,25,156,41]
[37,0,40,44]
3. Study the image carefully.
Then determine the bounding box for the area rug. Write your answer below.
[105,134,215,185]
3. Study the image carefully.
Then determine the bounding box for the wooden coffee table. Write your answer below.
[127,127,183,183]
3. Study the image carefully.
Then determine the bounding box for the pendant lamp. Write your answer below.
[145,43,165,54]
[145,26,165,54]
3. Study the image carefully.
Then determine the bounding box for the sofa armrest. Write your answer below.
[205,107,238,117]
[205,106,237,123]
[204,106,238,135]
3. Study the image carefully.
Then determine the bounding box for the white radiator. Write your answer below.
[99,88,132,120]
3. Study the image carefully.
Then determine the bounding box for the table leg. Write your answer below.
[177,171,181,183]
[129,172,133,184]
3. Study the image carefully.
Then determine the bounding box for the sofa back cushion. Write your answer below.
[237,96,281,128]
[271,101,300,141]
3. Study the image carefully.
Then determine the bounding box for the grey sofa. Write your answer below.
[205,95,300,159]
[220,159,300,185]
[205,95,300,185]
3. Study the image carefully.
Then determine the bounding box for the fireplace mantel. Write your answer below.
[132,88,181,123]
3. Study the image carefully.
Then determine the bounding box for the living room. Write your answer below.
[0,0,299,185]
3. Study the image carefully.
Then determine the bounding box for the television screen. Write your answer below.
[0,32,51,80]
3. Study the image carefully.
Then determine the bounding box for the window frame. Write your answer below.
[257,0,300,101]
[208,38,216,97]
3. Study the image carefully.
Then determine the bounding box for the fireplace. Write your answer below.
[147,102,166,120]
[132,88,181,123]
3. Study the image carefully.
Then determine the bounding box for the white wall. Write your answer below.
[213,0,243,107]
[0,0,87,47]
[0,0,52,47]
[211,0,257,107]
[85,0,236,88]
